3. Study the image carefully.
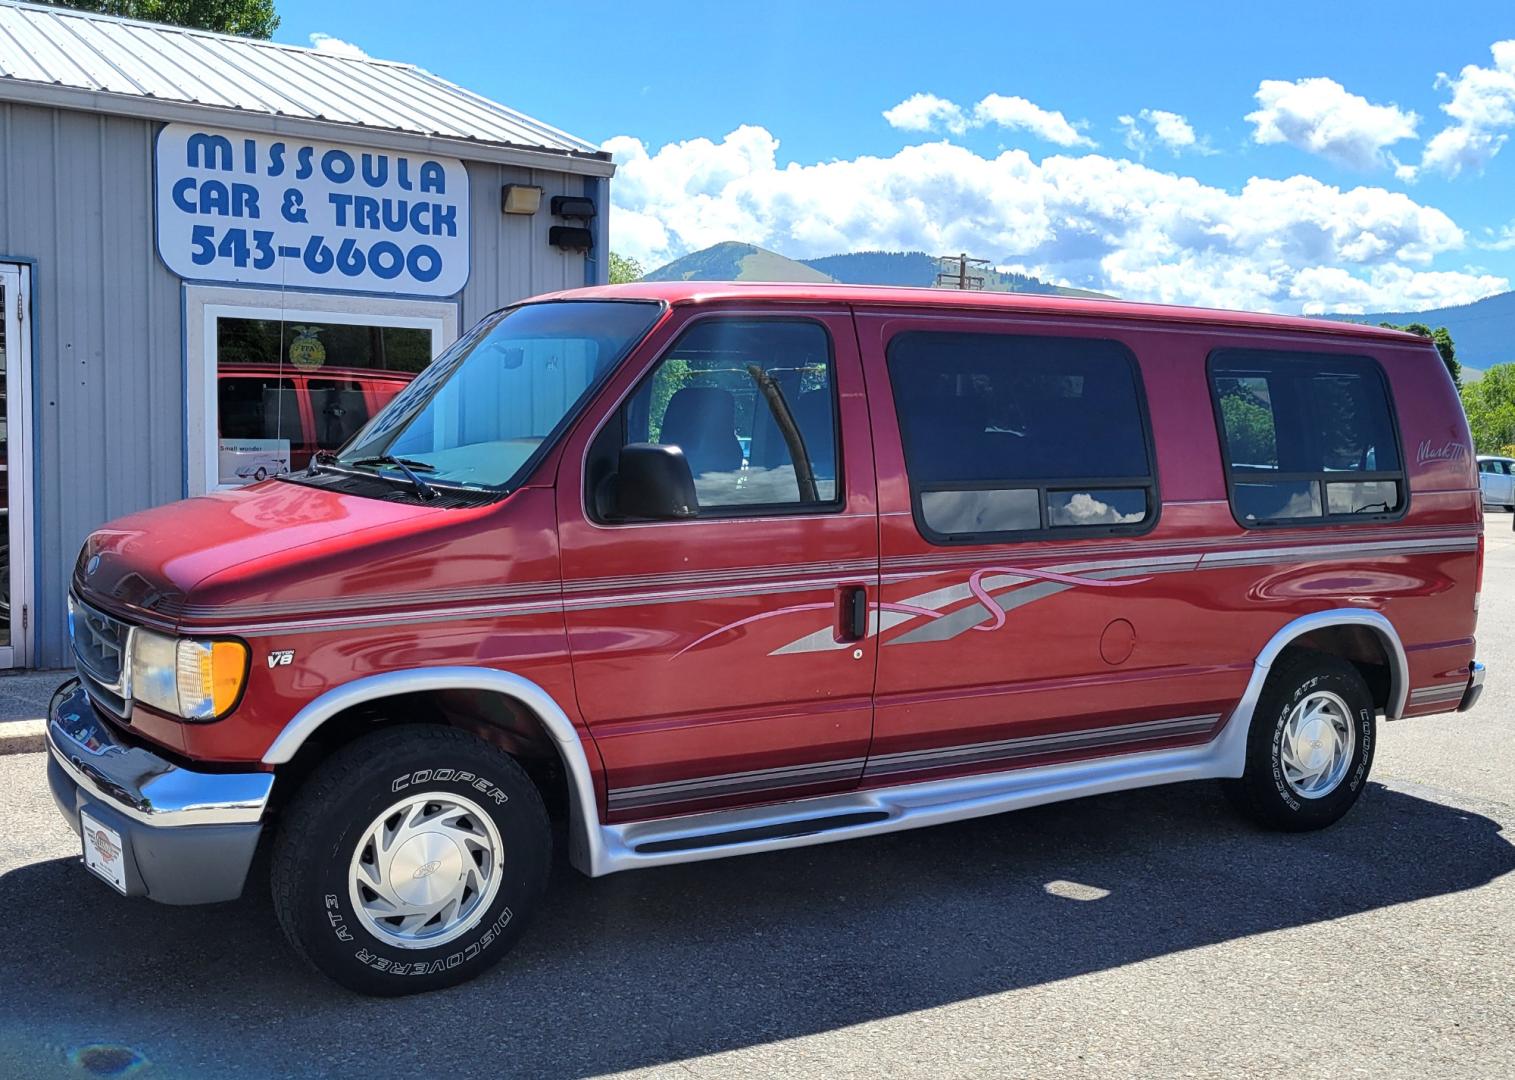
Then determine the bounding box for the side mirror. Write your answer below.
[615,443,699,520]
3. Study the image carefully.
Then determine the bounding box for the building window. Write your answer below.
[886,330,1156,542]
[592,318,840,518]
[1209,349,1405,526]
[185,286,458,494]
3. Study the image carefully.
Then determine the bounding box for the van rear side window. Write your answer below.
[1208,350,1405,526]
[886,331,1157,542]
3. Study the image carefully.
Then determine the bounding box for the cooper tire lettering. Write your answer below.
[1223,650,1376,833]
[273,725,549,996]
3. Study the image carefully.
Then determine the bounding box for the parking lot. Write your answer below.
[1,525,1512,1079]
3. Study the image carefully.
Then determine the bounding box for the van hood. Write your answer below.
[74,481,451,622]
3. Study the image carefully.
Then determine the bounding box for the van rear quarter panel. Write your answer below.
[858,309,1477,784]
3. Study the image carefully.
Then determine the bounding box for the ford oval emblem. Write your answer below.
[86,555,101,576]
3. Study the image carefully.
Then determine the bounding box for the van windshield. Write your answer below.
[334,300,661,491]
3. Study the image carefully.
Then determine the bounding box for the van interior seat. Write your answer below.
[659,387,743,476]
[750,388,836,478]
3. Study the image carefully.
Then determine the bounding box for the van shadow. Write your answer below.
[1,779,1511,1079]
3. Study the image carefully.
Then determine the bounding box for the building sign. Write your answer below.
[155,124,470,296]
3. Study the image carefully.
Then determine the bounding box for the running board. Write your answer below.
[593,723,1249,875]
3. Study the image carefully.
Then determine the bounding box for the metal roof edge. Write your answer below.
[0,77,617,176]
[404,66,601,156]
[3,0,419,70]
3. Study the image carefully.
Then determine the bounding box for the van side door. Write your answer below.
[855,311,1230,786]
[556,308,879,822]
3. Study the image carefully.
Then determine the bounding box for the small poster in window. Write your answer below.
[219,438,291,484]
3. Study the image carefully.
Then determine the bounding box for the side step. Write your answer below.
[633,810,890,854]
[593,725,1246,875]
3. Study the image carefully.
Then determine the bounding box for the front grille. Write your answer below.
[69,594,131,714]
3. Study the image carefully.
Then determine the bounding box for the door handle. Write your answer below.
[838,584,868,643]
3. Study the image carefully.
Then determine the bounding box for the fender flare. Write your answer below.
[1210,608,1409,777]
[261,667,611,876]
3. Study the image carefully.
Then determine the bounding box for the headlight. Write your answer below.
[130,629,248,720]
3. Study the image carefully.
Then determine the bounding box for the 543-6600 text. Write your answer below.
[188,225,444,283]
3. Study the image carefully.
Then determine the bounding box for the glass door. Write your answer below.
[0,264,33,668]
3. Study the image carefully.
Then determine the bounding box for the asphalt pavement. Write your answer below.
[1,525,1511,1079]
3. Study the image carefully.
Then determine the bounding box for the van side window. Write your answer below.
[886,331,1156,541]
[591,319,841,519]
[1209,350,1404,525]
[219,375,308,453]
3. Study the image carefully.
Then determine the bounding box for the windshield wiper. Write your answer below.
[345,455,439,500]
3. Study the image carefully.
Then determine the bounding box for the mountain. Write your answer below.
[641,242,834,284]
[801,250,1110,298]
[641,243,1110,298]
[1335,289,1515,369]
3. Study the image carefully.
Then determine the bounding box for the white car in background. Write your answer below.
[1477,455,1515,511]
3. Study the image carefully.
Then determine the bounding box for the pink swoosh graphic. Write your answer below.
[674,566,1148,657]
[672,600,948,659]
[967,566,1149,632]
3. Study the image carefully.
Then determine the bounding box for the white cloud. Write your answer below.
[971,94,1093,147]
[309,32,369,58]
[1417,40,1515,178]
[605,126,1503,314]
[883,92,1093,147]
[1118,108,1212,158]
[882,93,968,136]
[1246,77,1418,169]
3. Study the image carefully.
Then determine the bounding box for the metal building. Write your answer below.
[0,0,614,668]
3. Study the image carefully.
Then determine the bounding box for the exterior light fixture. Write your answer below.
[501,184,543,215]
[550,195,597,221]
[549,226,594,252]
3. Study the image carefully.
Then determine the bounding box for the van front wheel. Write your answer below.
[270,725,550,996]
[1224,652,1376,831]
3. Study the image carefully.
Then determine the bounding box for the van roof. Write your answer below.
[541,281,1429,346]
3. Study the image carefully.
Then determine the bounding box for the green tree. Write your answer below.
[43,1,278,37]
[1380,321,1460,388]
[609,252,644,285]
[1459,363,1515,453]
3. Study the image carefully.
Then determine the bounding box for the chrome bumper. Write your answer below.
[45,679,273,904]
[1459,661,1485,713]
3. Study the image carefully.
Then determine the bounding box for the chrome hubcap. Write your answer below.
[1279,690,1356,799]
[348,792,503,950]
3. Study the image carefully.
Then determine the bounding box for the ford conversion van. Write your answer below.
[48,283,1484,994]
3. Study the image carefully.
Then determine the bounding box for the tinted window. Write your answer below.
[887,331,1155,540]
[1210,350,1404,525]
[219,376,305,447]
[604,319,839,515]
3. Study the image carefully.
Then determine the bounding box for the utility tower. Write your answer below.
[935,253,990,290]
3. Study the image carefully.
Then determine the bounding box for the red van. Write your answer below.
[48,284,1484,994]
[217,363,416,475]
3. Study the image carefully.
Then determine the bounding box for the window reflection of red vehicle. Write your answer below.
[217,365,416,473]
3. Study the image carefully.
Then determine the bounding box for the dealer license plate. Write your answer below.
[80,810,128,895]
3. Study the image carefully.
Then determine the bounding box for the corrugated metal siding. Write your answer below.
[462,161,600,318]
[0,102,182,667]
[0,1,602,158]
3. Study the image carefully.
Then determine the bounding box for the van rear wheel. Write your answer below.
[270,725,550,996]
[1223,651,1376,832]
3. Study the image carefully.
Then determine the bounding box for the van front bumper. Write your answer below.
[45,679,273,905]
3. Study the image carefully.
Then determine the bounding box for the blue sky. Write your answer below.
[274,0,1515,313]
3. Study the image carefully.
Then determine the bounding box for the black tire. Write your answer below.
[1223,651,1376,832]
[271,725,550,996]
